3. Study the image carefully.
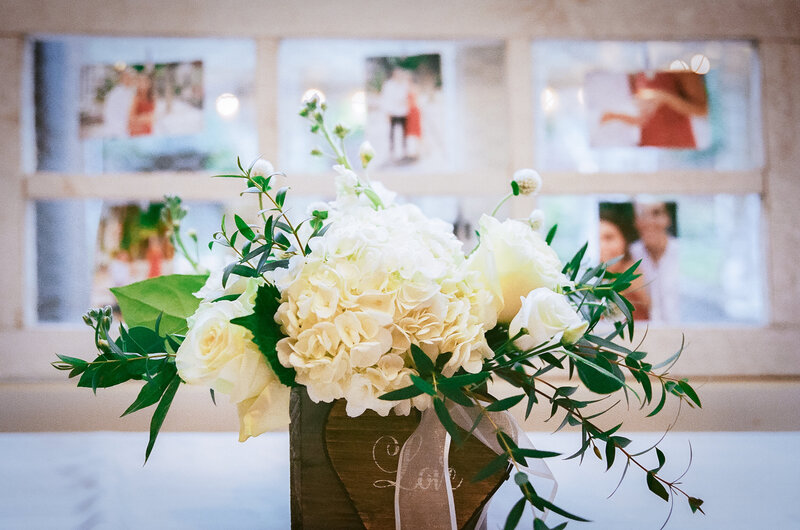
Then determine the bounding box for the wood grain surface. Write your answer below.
[290,387,509,529]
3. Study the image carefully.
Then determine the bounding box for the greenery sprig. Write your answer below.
[52,306,184,462]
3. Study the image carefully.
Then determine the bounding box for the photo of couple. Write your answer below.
[79,60,204,139]
[365,53,445,170]
[599,200,679,323]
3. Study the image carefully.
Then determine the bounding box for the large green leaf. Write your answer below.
[231,284,297,387]
[574,353,625,394]
[111,274,208,335]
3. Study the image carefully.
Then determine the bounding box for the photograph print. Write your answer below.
[365,53,446,170]
[79,60,204,139]
[585,70,710,150]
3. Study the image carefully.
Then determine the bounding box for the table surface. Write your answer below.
[1,431,797,529]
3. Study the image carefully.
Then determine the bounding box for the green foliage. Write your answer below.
[51,306,184,463]
[230,284,297,387]
[111,274,208,335]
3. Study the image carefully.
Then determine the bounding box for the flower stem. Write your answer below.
[491,192,514,217]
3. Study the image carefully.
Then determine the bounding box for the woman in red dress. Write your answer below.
[128,73,155,137]
[602,71,708,148]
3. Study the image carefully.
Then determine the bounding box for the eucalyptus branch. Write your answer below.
[534,384,699,508]
[248,175,307,257]
[52,352,174,370]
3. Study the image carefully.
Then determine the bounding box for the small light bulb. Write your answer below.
[541,87,558,113]
[215,93,240,118]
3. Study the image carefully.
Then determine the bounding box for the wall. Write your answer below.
[0,0,799,432]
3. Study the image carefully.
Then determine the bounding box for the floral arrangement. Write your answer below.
[53,97,704,529]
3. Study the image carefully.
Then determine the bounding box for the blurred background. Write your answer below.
[0,0,798,436]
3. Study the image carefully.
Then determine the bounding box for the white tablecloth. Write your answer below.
[1,431,797,529]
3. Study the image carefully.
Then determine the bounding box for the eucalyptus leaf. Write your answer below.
[144,374,181,463]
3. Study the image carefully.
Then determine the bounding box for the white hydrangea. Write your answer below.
[274,200,495,417]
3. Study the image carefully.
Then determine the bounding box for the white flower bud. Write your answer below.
[512,169,542,196]
[528,209,545,231]
[359,141,375,168]
[251,159,274,178]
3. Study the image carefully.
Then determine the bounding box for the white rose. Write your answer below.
[178,299,290,441]
[509,288,588,351]
[176,300,253,386]
[469,214,569,323]
[237,377,290,442]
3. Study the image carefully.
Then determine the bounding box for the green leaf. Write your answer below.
[534,519,568,530]
[111,274,208,335]
[570,351,626,394]
[121,362,177,417]
[379,384,425,401]
[410,344,434,377]
[230,284,296,387]
[545,224,558,245]
[144,374,181,463]
[234,214,256,241]
[647,383,667,417]
[118,326,165,355]
[605,439,616,470]
[504,497,526,530]
[510,180,520,197]
[646,471,669,502]
[77,354,139,390]
[585,333,632,356]
[433,397,463,445]
[688,496,705,514]
[438,385,474,407]
[526,490,590,522]
[438,371,490,388]
[678,380,702,407]
[486,394,525,412]
[363,188,383,209]
[410,374,436,396]
[513,448,561,459]
[275,187,288,208]
[471,452,510,482]
[229,264,260,278]
[656,447,666,471]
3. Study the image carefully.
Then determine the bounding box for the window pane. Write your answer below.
[532,40,762,172]
[538,194,766,325]
[279,40,508,174]
[32,36,257,174]
[35,199,227,323]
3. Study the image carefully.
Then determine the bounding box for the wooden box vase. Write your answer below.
[289,388,509,529]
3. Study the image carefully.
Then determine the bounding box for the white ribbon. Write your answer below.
[394,404,557,529]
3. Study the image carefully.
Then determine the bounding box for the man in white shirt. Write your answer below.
[380,68,410,160]
[630,201,680,323]
[102,69,137,138]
